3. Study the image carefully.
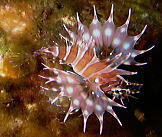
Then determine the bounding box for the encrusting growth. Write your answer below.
[39,4,154,135]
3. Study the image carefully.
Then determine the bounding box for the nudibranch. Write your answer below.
[39,4,153,134]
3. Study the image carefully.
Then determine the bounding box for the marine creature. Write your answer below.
[39,4,153,134]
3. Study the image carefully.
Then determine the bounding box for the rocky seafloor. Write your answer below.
[0,0,162,137]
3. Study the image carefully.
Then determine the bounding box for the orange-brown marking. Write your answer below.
[58,44,66,59]
[64,45,78,63]
[82,60,108,78]
[74,48,94,72]
[89,70,118,82]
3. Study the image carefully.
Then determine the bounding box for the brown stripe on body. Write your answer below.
[89,70,119,82]
[82,53,124,79]
[82,60,109,78]
[99,71,119,79]
[74,48,95,73]
[58,44,66,59]
[64,45,78,64]
[90,69,134,82]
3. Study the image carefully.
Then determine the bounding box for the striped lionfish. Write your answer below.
[39,4,153,134]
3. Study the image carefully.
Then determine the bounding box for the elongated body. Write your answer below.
[39,4,153,134]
